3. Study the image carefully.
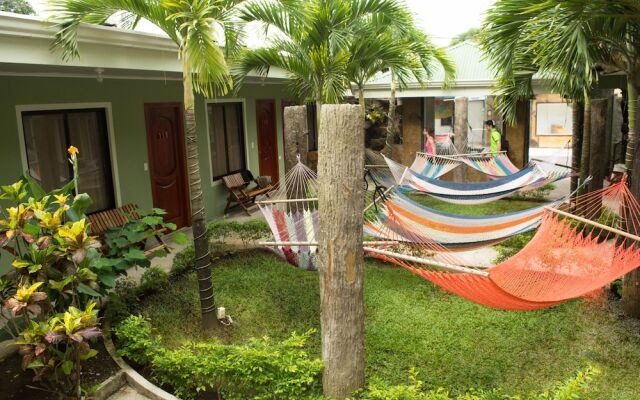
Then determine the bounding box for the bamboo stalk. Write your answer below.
[545,207,640,243]
[257,198,318,204]
[363,246,489,276]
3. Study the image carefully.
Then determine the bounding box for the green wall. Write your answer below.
[0,76,289,220]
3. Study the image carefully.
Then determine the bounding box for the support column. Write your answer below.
[283,105,308,172]
[453,97,468,182]
[588,98,608,193]
[318,104,365,399]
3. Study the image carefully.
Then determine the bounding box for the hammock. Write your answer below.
[257,158,319,271]
[368,178,640,310]
[384,155,569,205]
[364,190,561,250]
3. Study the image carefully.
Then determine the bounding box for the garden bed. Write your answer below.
[0,340,119,400]
[117,249,640,399]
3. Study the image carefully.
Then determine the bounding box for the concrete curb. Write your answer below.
[93,370,127,400]
[103,325,179,400]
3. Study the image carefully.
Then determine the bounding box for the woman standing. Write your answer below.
[423,128,437,155]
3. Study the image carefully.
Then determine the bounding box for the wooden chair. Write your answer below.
[87,204,170,255]
[222,171,274,215]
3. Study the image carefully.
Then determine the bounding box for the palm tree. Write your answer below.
[482,0,640,316]
[50,0,245,330]
[234,0,408,120]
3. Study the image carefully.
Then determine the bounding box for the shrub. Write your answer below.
[170,245,195,277]
[104,293,132,324]
[493,231,535,263]
[114,316,322,400]
[113,315,161,366]
[139,267,169,294]
[358,365,600,400]
[114,277,138,303]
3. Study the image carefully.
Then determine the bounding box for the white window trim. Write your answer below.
[15,102,122,207]
[203,98,250,187]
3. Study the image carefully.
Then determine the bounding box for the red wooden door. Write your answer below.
[256,99,279,182]
[144,103,191,228]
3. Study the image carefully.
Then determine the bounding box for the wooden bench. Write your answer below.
[222,170,274,215]
[87,204,170,255]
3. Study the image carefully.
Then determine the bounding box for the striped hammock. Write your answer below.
[384,155,569,205]
[364,190,560,250]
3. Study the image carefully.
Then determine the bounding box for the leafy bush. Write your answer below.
[113,315,161,366]
[358,366,600,400]
[114,316,322,400]
[104,293,131,324]
[139,267,169,294]
[493,231,535,263]
[170,245,195,277]
[114,277,138,303]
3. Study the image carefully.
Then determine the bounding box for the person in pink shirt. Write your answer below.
[423,128,436,155]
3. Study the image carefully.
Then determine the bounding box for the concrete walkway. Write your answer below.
[108,385,152,400]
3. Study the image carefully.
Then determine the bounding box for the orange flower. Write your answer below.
[67,146,79,156]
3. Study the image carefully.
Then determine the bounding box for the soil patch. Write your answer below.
[0,340,119,400]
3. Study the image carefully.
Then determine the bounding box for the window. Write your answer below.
[536,102,573,135]
[207,102,246,180]
[21,108,115,213]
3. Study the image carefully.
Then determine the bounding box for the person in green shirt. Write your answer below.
[485,119,502,153]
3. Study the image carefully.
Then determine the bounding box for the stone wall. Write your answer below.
[391,97,423,166]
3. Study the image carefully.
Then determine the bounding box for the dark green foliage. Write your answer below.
[113,315,161,366]
[138,267,169,294]
[101,208,176,271]
[104,293,131,324]
[0,0,35,15]
[114,277,138,303]
[170,245,195,277]
[114,315,323,400]
[138,252,640,399]
[493,232,535,263]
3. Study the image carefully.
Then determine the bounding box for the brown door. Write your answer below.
[256,99,279,182]
[144,103,190,228]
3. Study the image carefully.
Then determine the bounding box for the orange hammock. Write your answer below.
[367,178,640,310]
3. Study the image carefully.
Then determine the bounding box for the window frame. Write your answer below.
[534,101,573,136]
[15,102,121,207]
[204,98,249,185]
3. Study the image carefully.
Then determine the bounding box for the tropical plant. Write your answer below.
[50,0,247,330]
[16,303,102,399]
[235,0,408,117]
[450,27,481,46]
[481,0,640,316]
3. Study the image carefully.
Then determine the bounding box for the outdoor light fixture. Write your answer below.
[95,68,104,83]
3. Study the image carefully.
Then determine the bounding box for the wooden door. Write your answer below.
[256,99,279,182]
[144,103,190,228]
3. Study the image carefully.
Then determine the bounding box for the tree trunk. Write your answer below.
[283,105,308,172]
[358,85,366,120]
[579,96,591,194]
[622,92,640,317]
[182,66,216,330]
[570,102,584,198]
[624,80,637,169]
[453,97,468,182]
[383,73,397,157]
[588,99,607,194]
[317,104,365,399]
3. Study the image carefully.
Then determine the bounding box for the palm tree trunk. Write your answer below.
[383,72,397,158]
[622,84,640,318]
[182,65,216,330]
[358,85,366,119]
[570,101,584,199]
[625,80,637,169]
[579,95,591,194]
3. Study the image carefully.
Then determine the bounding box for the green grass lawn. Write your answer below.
[138,251,640,399]
[405,193,545,216]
